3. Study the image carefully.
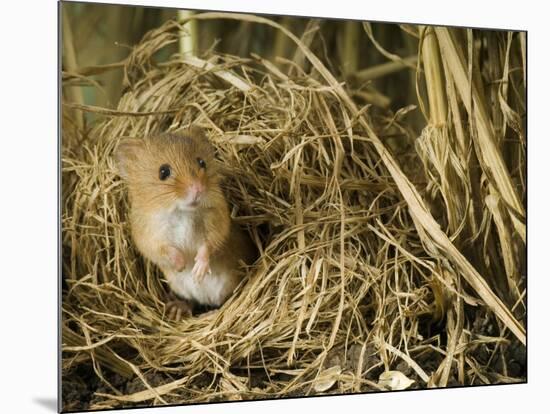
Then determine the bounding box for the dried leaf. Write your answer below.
[378,371,415,390]
[313,365,342,392]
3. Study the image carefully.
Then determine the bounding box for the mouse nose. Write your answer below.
[190,182,204,201]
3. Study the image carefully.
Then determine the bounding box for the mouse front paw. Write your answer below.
[192,245,211,282]
[161,245,186,272]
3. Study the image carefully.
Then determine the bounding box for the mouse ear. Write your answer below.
[114,139,142,179]
[188,125,207,140]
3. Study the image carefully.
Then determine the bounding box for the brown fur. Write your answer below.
[115,127,256,313]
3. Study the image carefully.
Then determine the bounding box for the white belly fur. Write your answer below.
[166,264,235,307]
[151,207,237,306]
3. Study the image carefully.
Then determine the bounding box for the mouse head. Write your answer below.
[115,127,221,211]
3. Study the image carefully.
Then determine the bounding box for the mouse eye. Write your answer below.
[159,164,171,180]
[197,158,206,169]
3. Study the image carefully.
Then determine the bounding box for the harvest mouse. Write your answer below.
[115,127,256,319]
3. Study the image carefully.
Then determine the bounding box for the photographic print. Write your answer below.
[60,1,526,411]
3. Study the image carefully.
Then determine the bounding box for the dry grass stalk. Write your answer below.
[434,28,525,243]
[352,55,417,82]
[178,10,197,56]
[342,22,360,76]
[61,6,85,131]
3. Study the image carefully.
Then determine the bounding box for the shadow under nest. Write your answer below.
[61,20,525,412]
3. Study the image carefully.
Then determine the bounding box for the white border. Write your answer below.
[1,0,546,413]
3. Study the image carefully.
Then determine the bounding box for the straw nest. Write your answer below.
[62,16,526,411]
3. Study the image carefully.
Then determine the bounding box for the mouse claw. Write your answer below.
[192,258,210,282]
[193,245,211,282]
[165,298,193,321]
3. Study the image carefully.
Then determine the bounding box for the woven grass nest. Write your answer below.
[61,16,526,411]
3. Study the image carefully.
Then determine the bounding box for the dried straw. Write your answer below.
[61,14,525,410]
